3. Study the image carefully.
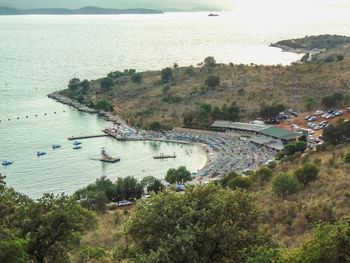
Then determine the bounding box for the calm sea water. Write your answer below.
[1,12,350,198]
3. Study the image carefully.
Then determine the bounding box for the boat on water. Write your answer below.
[52,144,61,149]
[153,152,176,159]
[208,13,219,17]
[73,141,82,145]
[100,147,120,163]
[37,152,47,156]
[2,160,13,166]
[73,146,82,150]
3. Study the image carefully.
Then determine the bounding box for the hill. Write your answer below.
[54,35,350,130]
[0,6,163,15]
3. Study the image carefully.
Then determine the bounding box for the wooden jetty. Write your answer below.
[153,152,176,159]
[68,134,109,140]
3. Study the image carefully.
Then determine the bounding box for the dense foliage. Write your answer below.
[323,119,350,145]
[114,184,276,263]
[165,166,192,184]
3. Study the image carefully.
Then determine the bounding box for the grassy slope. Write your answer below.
[71,43,350,129]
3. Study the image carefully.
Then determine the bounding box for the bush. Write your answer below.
[321,92,344,108]
[149,121,161,131]
[272,173,299,199]
[203,56,216,67]
[161,67,173,83]
[267,161,277,169]
[205,75,220,88]
[130,73,142,84]
[100,77,114,92]
[254,167,273,184]
[94,100,113,112]
[294,163,319,188]
[344,152,350,163]
[226,176,252,190]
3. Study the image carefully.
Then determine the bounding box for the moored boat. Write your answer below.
[52,144,61,149]
[37,152,47,156]
[73,146,82,150]
[73,141,82,145]
[2,160,13,166]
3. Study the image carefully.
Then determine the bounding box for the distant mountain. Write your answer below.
[0,6,163,15]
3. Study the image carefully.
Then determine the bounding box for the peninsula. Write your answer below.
[0,6,163,15]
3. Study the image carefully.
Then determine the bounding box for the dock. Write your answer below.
[100,157,120,163]
[68,134,109,140]
[153,153,176,159]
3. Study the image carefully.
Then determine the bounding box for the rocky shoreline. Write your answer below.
[48,92,121,123]
[270,43,325,55]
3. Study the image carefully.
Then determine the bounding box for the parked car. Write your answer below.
[118,200,133,207]
[305,115,312,120]
[314,125,322,130]
[308,116,317,121]
[175,184,186,192]
[314,110,323,115]
[319,135,323,140]
[347,107,350,112]
[291,111,298,117]
[325,114,335,119]
[335,111,343,116]
[321,113,328,118]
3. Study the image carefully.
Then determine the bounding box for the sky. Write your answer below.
[1,0,350,11]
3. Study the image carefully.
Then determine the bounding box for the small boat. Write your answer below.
[100,147,120,163]
[73,146,82,150]
[73,141,82,145]
[2,160,13,166]
[153,152,176,159]
[208,13,219,17]
[37,152,47,156]
[52,144,61,149]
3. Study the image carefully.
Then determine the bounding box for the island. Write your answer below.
[0,6,163,15]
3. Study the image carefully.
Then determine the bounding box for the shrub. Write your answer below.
[344,152,350,163]
[272,173,299,199]
[294,163,319,188]
[161,67,173,83]
[130,73,142,84]
[203,56,216,67]
[226,176,252,190]
[254,167,273,184]
[205,75,220,88]
[267,161,277,169]
[149,121,161,131]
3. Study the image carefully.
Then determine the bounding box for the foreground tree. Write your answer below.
[11,194,97,263]
[100,77,114,93]
[114,184,276,263]
[161,67,173,83]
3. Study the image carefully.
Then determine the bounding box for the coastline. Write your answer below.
[270,43,325,55]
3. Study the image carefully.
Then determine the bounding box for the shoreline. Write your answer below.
[270,43,325,55]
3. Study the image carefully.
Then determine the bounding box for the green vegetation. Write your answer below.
[321,91,344,107]
[165,166,192,184]
[205,75,220,89]
[259,103,286,121]
[294,163,319,188]
[344,152,350,163]
[272,172,299,199]
[114,184,275,263]
[254,166,273,185]
[323,119,350,145]
[273,34,350,50]
[130,72,142,84]
[161,67,173,83]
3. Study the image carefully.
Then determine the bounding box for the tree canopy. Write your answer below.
[114,184,275,263]
[165,166,192,184]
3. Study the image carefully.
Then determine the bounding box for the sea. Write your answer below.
[1,11,350,198]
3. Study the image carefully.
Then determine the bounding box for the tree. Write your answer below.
[68,78,81,90]
[259,103,286,121]
[272,173,299,199]
[147,179,165,194]
[205,75,220,89]
[165,166,192,184]
[81,79,90,90]
[79,245,106,263]
[226,176,252,190]
[131,73,142,84]
[149,121,161,131]
[114,184,275,263]
[254,167,273,185]
[161,67,173,83]
[11,194,97,263]
[294,163,319,188]
[114,176,143,202]
[203,56,216,67]
[100,77,114,92]
[285,217,350,263]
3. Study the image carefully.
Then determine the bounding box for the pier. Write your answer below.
[68,134,109,140]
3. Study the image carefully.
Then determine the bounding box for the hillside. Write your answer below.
[56,35,350,130]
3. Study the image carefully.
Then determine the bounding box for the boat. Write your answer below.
[37,152,47,156]
[208,13,219,17]
[2,160,13,166]
[73,146,82,150]
[153,152,176,159]
[73,141,82,145]
[100,147,120,163]
[52,144,61,149]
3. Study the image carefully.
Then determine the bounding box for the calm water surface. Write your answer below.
[1,12,350,198]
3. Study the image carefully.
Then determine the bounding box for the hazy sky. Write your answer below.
[1,0,350,10]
